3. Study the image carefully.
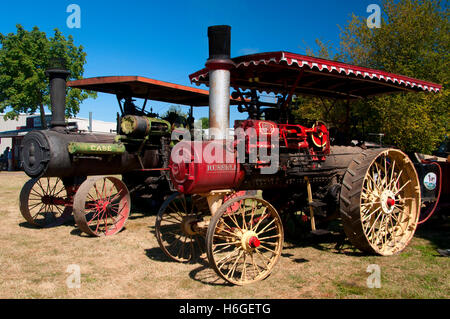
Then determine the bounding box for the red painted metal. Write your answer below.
[234,120,278,160]
[169,140,245,194]
[418,161,445,225]
[170,118,331,194]
[235,119,329,159]
[387,198,395,207]
[281,69,304,110]
[78,177,130,236]
[190,51,442,99]
[249,236,260,248]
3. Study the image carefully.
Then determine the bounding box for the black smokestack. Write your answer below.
[207,25,231,61]
[46,58,70,130]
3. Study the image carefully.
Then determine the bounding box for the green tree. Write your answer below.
[294,0,449,153]
[162,105,188,127]
[0,25,96,128]
[199,117,209,129]
[161,105,187,119]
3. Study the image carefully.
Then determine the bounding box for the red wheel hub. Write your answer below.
[249,236,260,248]
[96,200,110,212]
[386,197,395,207]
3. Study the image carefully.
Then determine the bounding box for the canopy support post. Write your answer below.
[281,70,304,123]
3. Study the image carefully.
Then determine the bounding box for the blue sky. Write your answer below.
[0,0,381,124]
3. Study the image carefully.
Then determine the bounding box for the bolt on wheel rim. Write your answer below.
[156,193,208,263]
[73,176,130,236]
[207,196,284,285]
[360,150,420,255]
[20,177,69,227]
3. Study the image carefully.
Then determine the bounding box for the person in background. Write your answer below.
[7,147,13,171]
[2,147,10,170]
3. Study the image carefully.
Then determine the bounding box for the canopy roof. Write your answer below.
[190,52,442,100]
[68,76,242,106]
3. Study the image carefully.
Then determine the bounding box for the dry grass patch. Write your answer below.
[0,171,448,298]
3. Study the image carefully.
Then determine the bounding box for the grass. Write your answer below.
[0,171,449,299]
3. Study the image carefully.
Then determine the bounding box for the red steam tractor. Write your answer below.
[154,26,443,285]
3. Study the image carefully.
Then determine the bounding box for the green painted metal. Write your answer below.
[120,115,171,137]
[150,117,172,134]
[67,142,126,155]
[120,116,138,135]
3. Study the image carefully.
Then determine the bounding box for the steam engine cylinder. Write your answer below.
[120,115,170,138]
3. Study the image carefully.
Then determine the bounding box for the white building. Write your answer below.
[0,114,28,153]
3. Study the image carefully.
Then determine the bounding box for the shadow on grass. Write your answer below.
[145,225,207,264]
[18,221,42,229]
[279,252,310,264]
[128,197,163,219]
[18,214,76,230]
[144,246,206,265]
[69,225,128,237]
[145,247,177,263]
[282,208,450,258]
[283,231,370,257]
[188,259,234,287]
[282,216,368,256]
[414,210,450,252]
[70,228,88,237]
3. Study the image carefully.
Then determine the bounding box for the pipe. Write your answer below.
[418,160,442,225]
[208,70,231,139]
[45,58,70,130]
[205,25,234,140]
[89,111,93,132]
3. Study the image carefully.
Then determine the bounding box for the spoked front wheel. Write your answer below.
[206,195,284,285]
[155,193,208,263]
[73,176,131,237]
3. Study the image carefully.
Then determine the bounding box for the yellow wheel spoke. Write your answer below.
[217,247,241,269]
[256,218,276,235]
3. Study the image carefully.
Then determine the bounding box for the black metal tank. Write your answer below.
[21,130,160,178]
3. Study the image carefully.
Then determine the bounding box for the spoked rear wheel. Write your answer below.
[340,149,421,255]
[19,177,72,227]
[155,193,208,263]
[73,176,131,237]
[206,195,284,285]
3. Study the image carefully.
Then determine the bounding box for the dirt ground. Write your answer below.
[0,171,448,299]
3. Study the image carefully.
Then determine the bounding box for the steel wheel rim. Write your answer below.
[207,196,284,285]
[20,177,68,227]
[360,150,420,255]
[156,193,207,263]
[74,176,130,237]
